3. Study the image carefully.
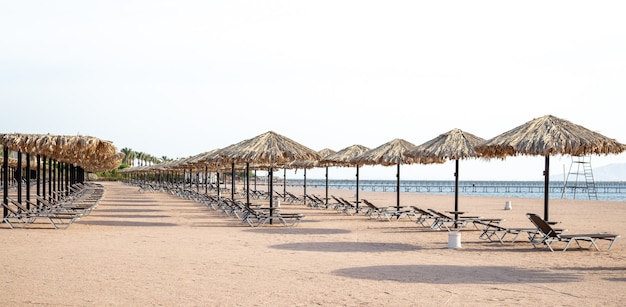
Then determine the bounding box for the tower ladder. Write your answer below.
[563,155,597,200]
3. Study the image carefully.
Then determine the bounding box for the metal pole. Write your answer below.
[396,164,400,210]
[246,163,250,206]
[544,155,550,221]
[231,162,235,200]
[303,168,307,206]
[3,147,9,217]
[355,165,360,212]
[283,168,286,202]
[454,159,459,225]
[26,153,31,209]
[325,166,329,207]
[41,155,45,205]
[17,151,22,205]
[48,157,52,200]
[269,166,274,224]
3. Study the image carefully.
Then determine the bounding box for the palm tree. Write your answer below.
[120,147,135,166]
[135,151,146,166]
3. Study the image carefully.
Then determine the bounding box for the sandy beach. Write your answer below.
[1,180,625,306]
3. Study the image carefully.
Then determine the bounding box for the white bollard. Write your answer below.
[448,231,462,249]
[504,201,512,210]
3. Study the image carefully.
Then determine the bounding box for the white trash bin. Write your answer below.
[448,231,462,249]
[504,201,512,210]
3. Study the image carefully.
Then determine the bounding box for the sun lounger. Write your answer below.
[410,207,440,228]
[240,205,305,227]
[331,196,357,215]
[474,220,542,244]
[2,201,37,228]
[362,199,414,221]
[526,213,620,252]
[4,197,80,229]
[427,209,503,231]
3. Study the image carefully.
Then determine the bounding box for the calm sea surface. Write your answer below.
[284,179,626,202]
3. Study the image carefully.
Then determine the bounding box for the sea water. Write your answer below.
[285,179,626,202]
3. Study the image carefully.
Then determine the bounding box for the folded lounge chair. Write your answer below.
[526,213,619,252]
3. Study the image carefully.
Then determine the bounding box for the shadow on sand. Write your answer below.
[332,264,581,284]
[271,241,421,252]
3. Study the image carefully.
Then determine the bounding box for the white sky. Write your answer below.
[2,1,625,181]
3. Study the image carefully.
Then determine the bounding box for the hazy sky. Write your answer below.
[2,1,625,181]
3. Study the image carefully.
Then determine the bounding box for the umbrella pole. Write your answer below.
[216,170,220,199]
[283,168,287,202]
[231,163,235,200]
[269,166,274,224]
[454,159,459,226]
[246,163,250,206]
[543,155,550,221]
[396,164,400,211]
[303,168,307,206]
[3,146,8,218]
[356,166,360,212]
[325,166,329,207]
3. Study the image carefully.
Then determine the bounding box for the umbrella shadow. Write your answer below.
[245,228,351,235]
[271,241,421,252]
[93,214,171,219]
[332,264,581,284]
[95,208,163,213]
[102,198,158,203]
[77,220,178,227]
[553,266,626,282]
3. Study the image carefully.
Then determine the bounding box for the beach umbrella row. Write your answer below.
[0,133,123,172]
[120,115,626,222]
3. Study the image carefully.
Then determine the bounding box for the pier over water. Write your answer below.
[281,179,626,201]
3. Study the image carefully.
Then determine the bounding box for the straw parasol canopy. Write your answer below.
[405,128,484,217]
[218,131,321,166]
[0,133,123,172]
[353,138,417,210]
[319,144,370,208]
[217,131,321,214]
[475,114,626,221]
[320,144,370,167]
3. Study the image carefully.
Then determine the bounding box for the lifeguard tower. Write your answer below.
[562,155,598,200]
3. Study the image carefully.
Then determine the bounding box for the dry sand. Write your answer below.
[1,181,625,306]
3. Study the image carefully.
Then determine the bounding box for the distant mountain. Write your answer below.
[552,163,626,182]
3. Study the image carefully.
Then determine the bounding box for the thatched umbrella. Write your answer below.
[320,144,370,209]
[218,131,321,219]
[287,148,336,206]
[475,114,626,221]
[405,129,483,220]
[353,139,416,210]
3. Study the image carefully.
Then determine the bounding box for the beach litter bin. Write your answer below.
[504,201,512,210]
[448,231,462,249]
